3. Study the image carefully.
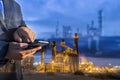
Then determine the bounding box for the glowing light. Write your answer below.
[109,63,112,66]
[52,60,54,63]
[33,62,41,66]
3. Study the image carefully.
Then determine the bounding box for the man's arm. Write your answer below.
[0,41,41,66]
[0,41,9,66]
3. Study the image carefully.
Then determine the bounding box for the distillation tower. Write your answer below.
[87,10,103,52]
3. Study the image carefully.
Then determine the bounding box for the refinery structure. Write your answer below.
[29,9,120,73]
[19,10,120,73]
[36,33,79,72]
[20,33,119,73]
[55,10,103,38]
[54,10,103,53]
[0,10,120,78]
[33,33,118,73]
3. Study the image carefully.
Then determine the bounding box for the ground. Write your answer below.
[23,72,118,80]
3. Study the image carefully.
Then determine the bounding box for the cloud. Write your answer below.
[17,0,103,21]
[17,0,120,20]
[98,0,120,21]
[16,0,120,38]
[17,0,50,20]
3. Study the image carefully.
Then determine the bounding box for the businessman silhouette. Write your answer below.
[0,0,41,80]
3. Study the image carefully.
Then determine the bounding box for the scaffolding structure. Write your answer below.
[63,26,72,38]
[36,33,79,72]
[87,10,103,51]
[56,21,60,38]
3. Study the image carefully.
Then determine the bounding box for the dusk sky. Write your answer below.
[16,0,120,39]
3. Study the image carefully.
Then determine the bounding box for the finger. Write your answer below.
[17,46,41,60]
[22,36,32,43]
[22,52,35,59]
[28,29,35,42]
[27,35,33,42]
[22,36,28,43]
[23,29,35,42]
[19,43,28,49]
[27,31,33,42]
[20,28,35,42]
[20,50,35,58]
[14,32,22,42]
[18,30,29,42]
[27,39,30,43]
[30,31,35,42]
[12,42,28,49]
[21,31,32,43]
[32,32,36,42]
[21,46,41,55]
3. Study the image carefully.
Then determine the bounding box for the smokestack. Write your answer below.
[41,49,44,64]
[98,10,103,36]
[56,21,59,38]
[61,39,66,53]
[73,33,79,72]
[51,41,56,61]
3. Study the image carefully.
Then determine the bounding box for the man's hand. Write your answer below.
[14,26,35,43]
[5,42,41,60]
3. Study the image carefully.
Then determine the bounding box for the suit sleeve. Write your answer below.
[4,1,27,41]
[0,41,9,66]
[14,1,27,27]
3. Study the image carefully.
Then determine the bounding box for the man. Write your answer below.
[0,0,41,80]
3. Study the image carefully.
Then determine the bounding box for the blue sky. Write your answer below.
[16,0,120,38]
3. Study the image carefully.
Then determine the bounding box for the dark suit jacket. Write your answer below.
[0,0,26,41]
[0,0,26,65]
[0,0,26,80]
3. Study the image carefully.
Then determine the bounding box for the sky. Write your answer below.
[16,0,120,39]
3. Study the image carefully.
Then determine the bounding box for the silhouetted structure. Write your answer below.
[63,26,72,38]
[76,27,82,37]
[98,10,103,36]
[73,33,79,71]
[41,49,45,64]
[87,10,103,52]
[61,39,66,53]
[56,21,60,38]
[51,41,57,61]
